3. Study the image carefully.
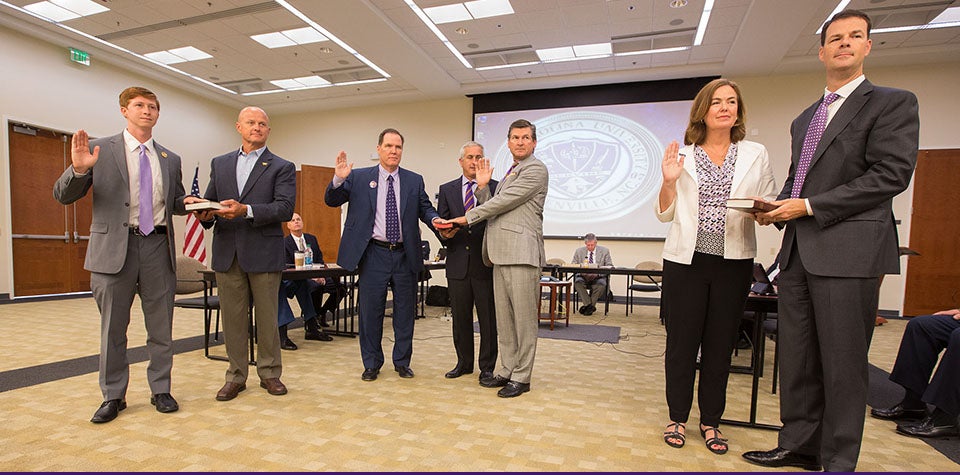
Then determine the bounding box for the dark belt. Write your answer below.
[130,225,167,236]
[371,239,403,251]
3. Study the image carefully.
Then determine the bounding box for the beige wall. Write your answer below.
[4,18,957,312]
[0,24,237,297]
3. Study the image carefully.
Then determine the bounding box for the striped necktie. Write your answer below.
[385,175,400,243]
[464,181,475,211]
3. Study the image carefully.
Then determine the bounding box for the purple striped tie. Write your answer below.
[464,181,475,211]
[791,93,839,198]
[138,144,154,235]
[385,175,400,243]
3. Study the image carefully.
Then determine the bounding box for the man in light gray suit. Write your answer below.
[54,86,189,423]
[744,10,919,472]
[450,119,549,398]
[570,233,613,316]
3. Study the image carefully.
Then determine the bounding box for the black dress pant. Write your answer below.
[662,252,753,426]
[889,313,960,416]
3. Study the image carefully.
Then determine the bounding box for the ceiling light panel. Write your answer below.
[144,50,186,65]
[280,26,328,44]
[573,42,612,57]
[23,2,79,22]
[464,0,514,19]
[50,0,107,17]
[167,46,212,61]
[536,46,575,61]
[424,3,471,24]
[250,31,296,48]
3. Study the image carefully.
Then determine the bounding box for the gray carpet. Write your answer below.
[475,321,621,343]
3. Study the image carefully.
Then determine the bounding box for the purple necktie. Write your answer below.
[791,92,840,198]
[138,144,154,235]
[588,251,594,264]
[385,175,400,243]
[464,181,475,211]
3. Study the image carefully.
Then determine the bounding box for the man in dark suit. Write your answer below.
[277,212,337,350]
[324,128,442,382]
[450,119,549,398]
[436,141,498,381]
[745,10,919,472]
[195,106,296,401]
[54,86,189,423]
[871,309,960,439]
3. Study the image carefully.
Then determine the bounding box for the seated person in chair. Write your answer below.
[870,308,960,438]
[571,233,613,316]
[277,213,337,350]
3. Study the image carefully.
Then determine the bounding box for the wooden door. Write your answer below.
[903,149,960,316]
[291,164,341,263]
[9,123,91,296]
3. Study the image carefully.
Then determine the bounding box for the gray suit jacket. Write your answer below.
[778,80,919,278]
[53,133,186,274]
[202,147,296,273]
[465,156,548,268]
[571,245,613,284]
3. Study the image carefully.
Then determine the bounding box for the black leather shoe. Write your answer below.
[871,403,927,420]
[497,381,530,398]
[319,313,331,328]
[91,399,126,423]
[305,329,333,341]
[579,305,588,314]
[896,416,960,438]
[742,447,821,471]
[395,366,415,378]
[480,374,509,388]
[479,371,494,382]
[150,393,179,413]
[280,337,298,351]
[445,366,473,378]
[361,368,379,381]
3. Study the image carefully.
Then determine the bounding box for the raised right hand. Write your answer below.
[661,140,683,184]
[475,158,493,189]
[334,150,353,179]
[71,129,99,174]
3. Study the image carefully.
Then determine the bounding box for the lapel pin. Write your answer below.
[369,181,377,188]
[160,151,168,158]
[261,162,268,166]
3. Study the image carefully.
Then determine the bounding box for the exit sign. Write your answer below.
[69,47,90,66]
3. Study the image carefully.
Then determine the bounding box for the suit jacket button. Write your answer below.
[124,203,129,207]
[465,246,470,251]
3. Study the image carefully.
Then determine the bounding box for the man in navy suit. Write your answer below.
[436,141,498,381]
[746,10,919,472]
[324,128,443,381]
[196,106,296,401]
[277,212,337,350]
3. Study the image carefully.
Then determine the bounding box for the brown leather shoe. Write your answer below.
[260,378,288,396]
[215,382,246,401]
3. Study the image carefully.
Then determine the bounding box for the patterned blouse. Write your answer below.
[694,142,738,256]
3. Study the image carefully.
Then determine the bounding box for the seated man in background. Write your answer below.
[277,213,335,350]
[870,308,960,438]
[571,233,613,316]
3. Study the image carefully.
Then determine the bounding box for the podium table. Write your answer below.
[538,280,571,330]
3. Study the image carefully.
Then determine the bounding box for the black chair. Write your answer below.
[173,256,223,361]
[627,261,663,315]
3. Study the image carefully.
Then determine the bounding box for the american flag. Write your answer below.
[182,165,208,264]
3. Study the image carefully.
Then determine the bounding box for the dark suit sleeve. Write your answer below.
[436,183,452,243]
[417,178,440,227]
[200,159,219,230]
[325,176,351,207]
[808,90,919,228]
[249,160,296,227]
[170,155,188,216]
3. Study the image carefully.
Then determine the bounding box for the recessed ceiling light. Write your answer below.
[456,27,468,35]
[670,18,683,26]
[670,0,687,8]
[319,47,333,53]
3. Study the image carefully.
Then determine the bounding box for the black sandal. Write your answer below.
[663,422,686,448]
[700,426,728,455]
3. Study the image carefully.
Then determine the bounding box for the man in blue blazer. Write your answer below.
[325,128,442,381]
[746,10,919,472]
[196,106,296,401]
[437,141,498,381]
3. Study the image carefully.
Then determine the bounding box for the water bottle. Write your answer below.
[304,244,314,268]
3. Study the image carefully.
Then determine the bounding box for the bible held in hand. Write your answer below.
[726,198,776,213]
[185,200,224,211]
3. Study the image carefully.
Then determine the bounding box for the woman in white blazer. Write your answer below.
[655,78,776,454]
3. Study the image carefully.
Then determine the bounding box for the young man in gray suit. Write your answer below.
[54,86,189,423]
[745,9,919,472]
[570,233,613,316]
[194,106,296,402]
[451,119,549,398]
